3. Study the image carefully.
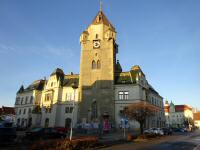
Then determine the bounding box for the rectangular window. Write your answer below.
[45,93,52,101]
[69,107,73,113]
[15,97,20,105]
[21,98,24,105]
[118,92,124,100]
[118,91,129,100]
[124,91,129,100]
[19,109,21,115]
[30,96,33,104]
[65,107,69,113]
[65,93,68,101]
[25,96,29,104]
[23,108,26,114]
[28,108,32,114]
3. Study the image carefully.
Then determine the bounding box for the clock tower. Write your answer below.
[79,7,118,124]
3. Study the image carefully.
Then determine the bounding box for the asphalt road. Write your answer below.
[102,131,200,150]
[139,132,200,150]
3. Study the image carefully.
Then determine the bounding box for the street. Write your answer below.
[101,131,200,150]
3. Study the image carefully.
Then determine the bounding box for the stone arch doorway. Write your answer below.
[45,118,49,128]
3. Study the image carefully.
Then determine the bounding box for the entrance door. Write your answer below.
[45,118,49,128]
[65,118,71,128]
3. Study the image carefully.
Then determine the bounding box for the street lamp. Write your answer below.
[69,82,78,141]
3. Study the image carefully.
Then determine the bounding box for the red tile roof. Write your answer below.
[164,105,192,113]
[194,113,200,120]
[175,105,192,112]
[0,106,15,115]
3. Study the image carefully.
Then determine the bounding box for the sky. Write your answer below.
[0,0,199,109]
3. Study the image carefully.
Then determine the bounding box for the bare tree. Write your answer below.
[123,101,159,134]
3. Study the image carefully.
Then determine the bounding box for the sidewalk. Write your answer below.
[98,129,140,144]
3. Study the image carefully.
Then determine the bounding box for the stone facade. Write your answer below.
[79,10,117,124]
[14,7,165,130]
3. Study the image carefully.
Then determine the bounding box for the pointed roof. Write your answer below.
[91,10,115,31]
[50,68,64,76]
[17,85,24,94]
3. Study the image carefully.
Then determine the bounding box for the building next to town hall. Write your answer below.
[193,112,200,129]
[14,5,165,130]
[164,101,193,128]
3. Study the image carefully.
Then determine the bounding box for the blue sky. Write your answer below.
[0,0,199,109]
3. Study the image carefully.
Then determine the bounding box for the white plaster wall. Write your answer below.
[15,91,35,127]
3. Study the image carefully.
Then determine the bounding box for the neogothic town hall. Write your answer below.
[15,6,165,130]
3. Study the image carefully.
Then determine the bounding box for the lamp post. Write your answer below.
[70,82,78,141]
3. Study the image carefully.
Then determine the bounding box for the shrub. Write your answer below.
[28,136,98,150]
[127,134,137,141]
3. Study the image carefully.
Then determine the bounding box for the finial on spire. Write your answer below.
[100,0,102,11]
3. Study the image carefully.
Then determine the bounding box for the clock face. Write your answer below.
[93,40,100,48]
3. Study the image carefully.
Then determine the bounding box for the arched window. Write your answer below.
[97,60,101,69]
[92,60,96,69]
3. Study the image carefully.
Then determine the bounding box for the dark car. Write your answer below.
[0,122,17,143]
[25,127,66,140]
[162,128,172,135]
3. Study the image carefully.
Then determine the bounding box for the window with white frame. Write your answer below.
[21,97,24,105]
[118,92,124,100]
[23,108,26,114]
[30,96,33,104]
[124,91,129,100]
[118,91,129,100]
[25,96,29,104]
[65,107,73,113]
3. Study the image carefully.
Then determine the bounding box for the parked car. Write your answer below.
[144,128,154,135]
[144,128,164,136]
[173,128,184,132]
[156,128,164,135]
[0,122,17,143]
[162,127,173,135]
[25,127,66,140]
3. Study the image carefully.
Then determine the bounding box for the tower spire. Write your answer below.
[100,0,102,11]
